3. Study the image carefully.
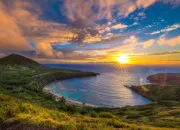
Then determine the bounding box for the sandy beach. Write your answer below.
[43,87,97,107]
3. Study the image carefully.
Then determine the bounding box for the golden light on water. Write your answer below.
[117,54,129,64]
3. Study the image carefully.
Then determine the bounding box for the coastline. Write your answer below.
[125,73,180,102]
[124,85,153,101]
[43,87,98,107]
[147,73,180,85]
[43,72,180,107]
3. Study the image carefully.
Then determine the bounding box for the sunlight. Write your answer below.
[117,54,129,64]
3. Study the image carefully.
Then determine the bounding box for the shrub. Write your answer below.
[141,109,158,116]
[107,119,128,128]
[67,105,76,114]
[80,109,88,115]
[126,113,142,119]
[60,96,66,105]
[90,111,97,117]
[99,112,114,118]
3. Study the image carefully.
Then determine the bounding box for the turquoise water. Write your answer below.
[45,64,180,107]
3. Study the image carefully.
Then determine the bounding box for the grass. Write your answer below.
[0,63,180,129]
[0,65,98,111]
[130,84,180,102]
[109,101,180,128]
[0,93,177,130]
[147,73,180,86]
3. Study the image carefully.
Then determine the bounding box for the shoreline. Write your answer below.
[124,85,153,101]
[43,72,180,108]
[43,87,98,107]
[125,73,180,102]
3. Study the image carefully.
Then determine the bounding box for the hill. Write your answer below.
[129,73,180,102]
[0,54,40,66]
[0,55,180,129]
[147,73,180,86]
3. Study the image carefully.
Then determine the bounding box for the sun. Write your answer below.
[117,54,129,64]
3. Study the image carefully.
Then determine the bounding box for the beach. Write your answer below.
[43,87,97,107]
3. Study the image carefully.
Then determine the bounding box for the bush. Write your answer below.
[107,119,128,128]
[126,113,142,119]
[141,109,158,116]
[99,112,114,118]
[90,111,97,117]
[60,96,66,105]
[67,105,76,114]
[80,109,88,115]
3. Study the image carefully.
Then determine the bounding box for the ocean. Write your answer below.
[44,63,180,107]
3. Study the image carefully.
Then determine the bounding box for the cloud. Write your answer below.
[147,24,180,35]
[0,0,159,47]
[136,0,156,8]
[36,42,65,58]
[111,23,128,29]
[61,0,157,43]
[157,35,180,46]
[36,42,94,60]
[4,0,77,44]
[36,42,54,58]
[147,50,180,56]
[138,12,146,17]
[62,0,156,23]
[143,39,155,48]
[123,35,138,44]
[83,34,101,43]
[162,0,180,6]
[0,1,32,51]
[130,50,180,56]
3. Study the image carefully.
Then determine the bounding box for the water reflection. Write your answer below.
[45,64,180,107]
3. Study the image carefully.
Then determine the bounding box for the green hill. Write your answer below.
[0,54,180,130]
[0,54,40,66]
[147,73,180,86]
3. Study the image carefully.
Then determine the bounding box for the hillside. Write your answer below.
[0,54,40,66]
[128,73,180,102]
[0,54,180,129]
[147,73,180,86]
[1,93,179,130]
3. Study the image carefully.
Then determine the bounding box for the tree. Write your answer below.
[60,96,66,105]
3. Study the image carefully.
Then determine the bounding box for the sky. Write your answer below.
[0,0,180,65]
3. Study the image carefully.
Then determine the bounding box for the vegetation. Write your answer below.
[1,93,178,130]
[0,54,40,66]
[0,54,180,130]
[130,84,180,102]
[147,73,180,86]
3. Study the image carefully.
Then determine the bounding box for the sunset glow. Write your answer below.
[117,54,129,64]
[1,1,180,129]
[0,0,179,64]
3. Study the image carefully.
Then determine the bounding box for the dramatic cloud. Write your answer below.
[136,0,156,8]
[62,0,157,23]
[0,1,32,51]
[0,0,179,63]
[157,35,180,46]
[61,0,157,43]
[36,42,55,58]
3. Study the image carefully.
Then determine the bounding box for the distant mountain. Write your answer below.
[0,54,41,66]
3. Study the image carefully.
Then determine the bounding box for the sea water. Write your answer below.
[45,63,180,107]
